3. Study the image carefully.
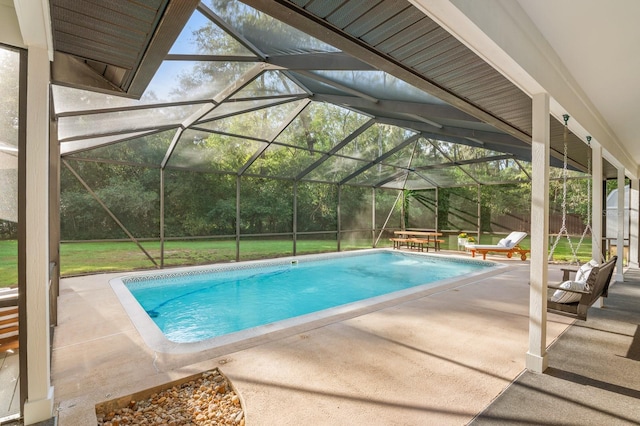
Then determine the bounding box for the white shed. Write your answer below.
[606,185,629,240]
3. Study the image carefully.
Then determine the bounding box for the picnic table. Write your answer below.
[390,230,444,252]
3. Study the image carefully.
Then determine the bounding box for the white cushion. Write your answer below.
[497,238,512,248]
[550,280,586,303]
[575,259,598,282]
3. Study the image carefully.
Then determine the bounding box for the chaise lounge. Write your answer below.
[465,231,530,261]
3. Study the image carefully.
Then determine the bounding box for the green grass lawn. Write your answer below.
[0,239,17,287]
[0,235,596,287]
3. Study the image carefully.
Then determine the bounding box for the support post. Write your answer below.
[591,142,605,307]
[371,187,376,246]
[48,103,60,327]
[17,44,28,419]
[435,187,439,232]
[616,167,625,282]
[400,189,405,229]
[236,175,241,262]
[630,179,639,268]
[293,182,297,256]
[592,142,604,262]
[337,185,342,251]
[160,168,165,268]
[526,93,549,373]
[23,45,55,425]
[477,184,481,241]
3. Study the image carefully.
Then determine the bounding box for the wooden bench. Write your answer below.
[0,288,19,352]
[389,237,411,249]
[390,237,445,252]
[0,306,18,352]
[547,256,617,320]
[409,238,429,252]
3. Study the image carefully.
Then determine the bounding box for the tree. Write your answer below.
[0,48,19,147]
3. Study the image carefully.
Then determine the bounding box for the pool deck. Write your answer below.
[52,252,578,425]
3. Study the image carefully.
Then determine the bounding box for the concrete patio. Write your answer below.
[49,253,638,425]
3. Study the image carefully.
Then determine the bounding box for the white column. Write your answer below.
[526,93,549,373]
[592,142,603,262]
[615,167,625,282]
[630,179,639,268]
[23,45,54,425]
[591,142,605,309]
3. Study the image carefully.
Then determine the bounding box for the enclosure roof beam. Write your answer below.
[164,54,260,61]
[192,95,309,127]
[238,99,311,176]
[313,94,479,122]
[268,52,374,71]
[161,62,278,169]
[405,113,443,129]
[60,128,171,156]
[411,170,441,188]
[58,125,179,144]
[229,93,310,103]
[412,154,516,171]
[197,3,267,60]
[375,170,410,188]
[428,139,481,185]
[514,158,532,180]
[375,116,516,146]
[295,118,376,181]
[63,156,160,170]
[420,132,483,148]
[295,70,379,104]
[186,129,268,144]
[54,99,213,118]
[339,133,420,185]
[281,71,314,96]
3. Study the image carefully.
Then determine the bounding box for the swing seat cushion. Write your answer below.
[576,259,598,283]
[550,280,587,303]
[550,260,598,303]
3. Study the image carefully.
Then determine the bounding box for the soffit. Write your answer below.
[517,0,639,174]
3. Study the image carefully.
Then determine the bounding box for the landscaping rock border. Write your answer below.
[96,369,243,425]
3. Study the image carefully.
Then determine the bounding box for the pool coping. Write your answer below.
[110,248,508,355]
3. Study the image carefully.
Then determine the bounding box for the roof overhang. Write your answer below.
[50,0,199,98]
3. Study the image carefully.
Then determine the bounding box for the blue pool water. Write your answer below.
[125,251,491,343]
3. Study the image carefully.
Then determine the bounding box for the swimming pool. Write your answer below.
[111,249,501,353]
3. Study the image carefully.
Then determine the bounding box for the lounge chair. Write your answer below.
[547,256,617,320]
[465,231,530,260]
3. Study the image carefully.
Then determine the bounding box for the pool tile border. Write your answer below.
[122,248,494,285]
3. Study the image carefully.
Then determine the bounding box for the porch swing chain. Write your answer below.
[548,114,578,263]
[575,136,593,254]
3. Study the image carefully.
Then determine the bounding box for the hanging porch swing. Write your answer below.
[547,114,601,264]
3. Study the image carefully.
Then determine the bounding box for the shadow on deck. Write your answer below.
[0,349,20,424]
[471,269,640,425]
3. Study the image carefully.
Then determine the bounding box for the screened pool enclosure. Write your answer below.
[50,0,595,273]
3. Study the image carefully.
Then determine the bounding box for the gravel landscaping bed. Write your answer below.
[96,369,244,425]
